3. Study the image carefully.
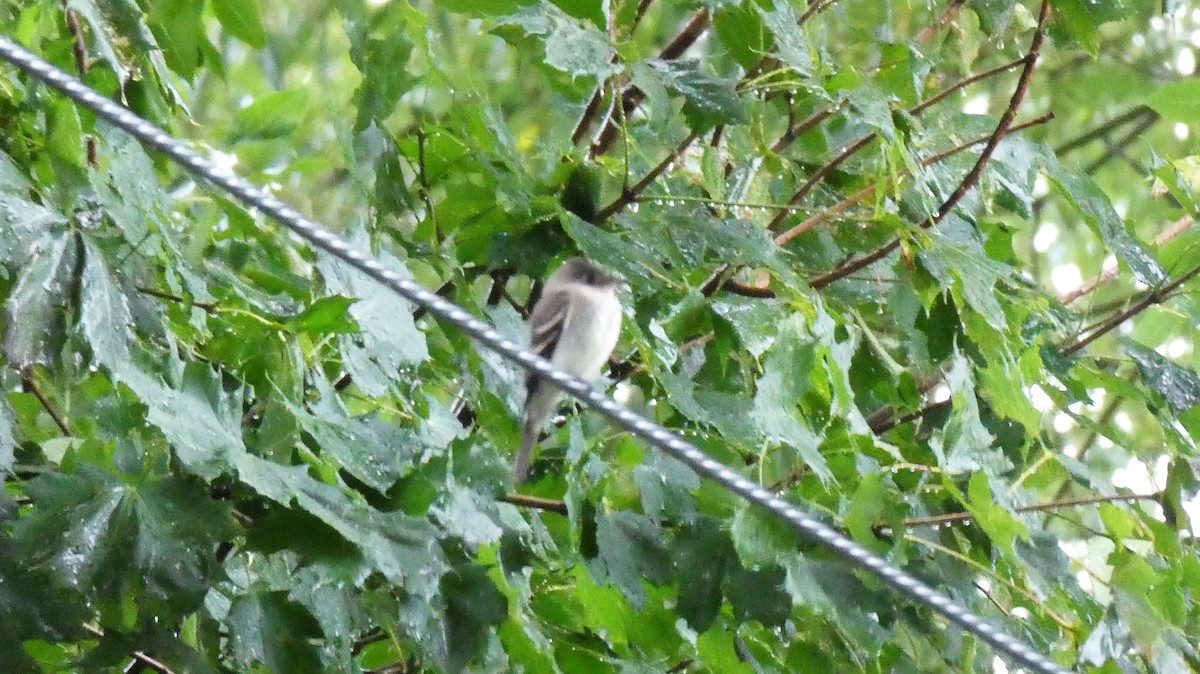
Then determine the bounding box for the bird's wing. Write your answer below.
[526,288,572,391]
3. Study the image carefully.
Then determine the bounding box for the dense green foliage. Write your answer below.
[2,0,1200,671]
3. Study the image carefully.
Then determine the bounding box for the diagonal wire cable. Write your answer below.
[0,35,1068,674]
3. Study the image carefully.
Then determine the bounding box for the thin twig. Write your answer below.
[63,5,97,167]
[899,491,1161,530]
[81,626,178,674]
[767,56,1028,234]
[875,398,951,435]
[1055,106,1156,155]
[21,370,72,436]
[569,0,658,145]
[1062,260,1200,354]
[1060,215,1195,305]
[915,0,966,43]
[499,493,569,515]
[1080,112,1159,176]
[910,56,1027,115]
[137,286,218,314]
[769,102,840,155]
[766,135,875,232]
[594,131,698,221]
[797,0,837,27]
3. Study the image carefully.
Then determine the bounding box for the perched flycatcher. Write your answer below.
[514,257,623,482]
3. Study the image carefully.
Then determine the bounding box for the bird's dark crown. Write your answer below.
[556,257,624,287]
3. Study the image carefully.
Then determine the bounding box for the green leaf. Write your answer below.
[431,485,505,548]
[234,454,447,596]
[711,297,779,359]
[3,232,78,368]
[67,0,138,81]
[562,214,673,286]
[844,471,887,549]
[149,362,247,479]
[645,59,746,131]
[291,404,418,493]
[969,0,1017,35]
[632,452,699,521]
[231,89,309,141]
[752,320,831,483]
[211,0,267,48]
[919,235,1011,332]
[346,6,418,129]
[731,505,799,566]
[726,565,790,628]
[496,1,621,81]
[432,0,525,16]
[146,0,206,79]
[0,537,89,672]
[930,350,1009,477]
[79,239,138,380]
[70,0,185,104]
[91,129,169,248]
[757,1,812,75]
[964,471,1027,556]
[1147,80,1200,121]
[1046,166,1167,287]
[318,248,428,396]
[1050,0,1127,54]
[586,510,670,608]
[695,624,753,673]
[712,4,768,70]
[227,591,323,672]
[673,518,735,631]
[285,295,359,334]
[13,465,233,611]
[846,85,894,140]
[440,563,508,672]
[0,174,66,268]
[1126,341,1200,416]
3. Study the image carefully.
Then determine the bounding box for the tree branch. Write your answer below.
[137,286,218,314]
[81,626,178,674]
[1055,105,1157,155]
[910,56,1027,116]
[766,56,1029,234]
[63,4,97,167]
[774,112,1052,247]
[807,0,1050,290]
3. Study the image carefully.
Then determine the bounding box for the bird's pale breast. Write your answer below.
[552,285,621,380]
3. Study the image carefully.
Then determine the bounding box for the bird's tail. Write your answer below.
[512,420,537,483]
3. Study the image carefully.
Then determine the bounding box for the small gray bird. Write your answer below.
[514,257,624,482]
